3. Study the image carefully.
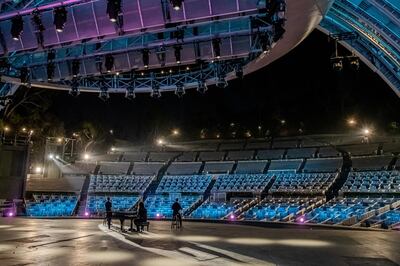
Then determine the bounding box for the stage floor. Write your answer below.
[0,218,399,266]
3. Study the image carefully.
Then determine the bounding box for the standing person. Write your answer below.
[134,202,147,232]
[171,198,182,228]
[105,197,112,229]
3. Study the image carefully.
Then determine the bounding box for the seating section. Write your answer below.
[318,147,340,157]
[272,140,298,148]
[26,194,78,217]
[303,158,343,173]
[98,162,130,175]
[88,175,154,193]
[176,152,198,162]
[245,141,271,150]
[226,150,254,160]
[375,209,400,227]
[286,148,316,159]
[305,197,396,225]
[340,144,378,156]
[156,175,212,193]
[340,171,400,194]
[382,142,400,155]
[26,176,85,193]
[268,159,302,171]
[86,195,139,214]
[166,162,202,175]
[91,154,120,162]
[145,194,201,218]
[257,149,284,160]
[351,156,393,171]
[198,151,226,161]
[122,152,148,162]
[244,197,320,221]
[191,199,251,219]
[148,152,179,162]
[211,174,273,193]
[131,162,164,175]
[269,172,337,195]
[235,160,267,174]
[203,161,234,173]
[67,161,97,174]
[219,142,245,150]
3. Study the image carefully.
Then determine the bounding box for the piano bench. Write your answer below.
[139,221,150,231]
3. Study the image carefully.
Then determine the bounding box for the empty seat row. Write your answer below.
[156,175,212,193]
[211,174,273,193]
[88,175,154,193]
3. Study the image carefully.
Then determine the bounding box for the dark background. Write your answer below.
[47,30,400,142]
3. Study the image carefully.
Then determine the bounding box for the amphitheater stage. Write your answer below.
[0,218,399,266]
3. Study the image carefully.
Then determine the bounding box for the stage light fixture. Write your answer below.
[216,76,228,88]
[20,67,29,84]
[197,79,207,94]
[175,82,185,98]
[54,6,67,32]
[47,62,55,81]
[170,0,184,11]
[174,45,182,64]
[349,56,360,71]
[11,15,23,41]
[83,153,90,160]
[69,82,80,97]
[125,89,136,100]
[151,83,161,98]
[107,0,122,22]
[235,64,244,79]
[105,54,114,73]
[331,57,343,71]
[72,59,80,77]
[99,88,110,101]
[156,46,166,67]
[142,49,150,68]
[212,38,221,59]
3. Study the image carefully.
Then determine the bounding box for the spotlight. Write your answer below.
[84,211,90,217]
[156,138,164,145]
[229,214,235,220]
[72,59,80,77]
[156,46,166,67]
[125,88,136,100]
[331,57,343,71]
[142,49,150,68]
[175,83,185,98]
[170,0,184,11]
[34,166,42,174]
[151,83,161,98]
[174,45,182,64]
[363,128,371,135]
[156,213,161,218]
[216,76,228,88]
[57,137,63,143]
[83,153,90,160]
[281,119,286,125]
[7,212,14,217]
[235,64,244,79]
[48,154,54,159]
[349,56,360,71]
[107,0,122,22]
[47,62,55,81]
[297,216,305,223]
[54,6,67,32]
[172,129,179,136]
[11,15,23,41]
[20,67,29,84]
[99,88,110,101]
[197,79,207,94]
[55,155,60,159]
[69,81,80,97]
[4,126,10,132]
[347,118,357,126]
[105,54,114,73]
[212,38,221,59]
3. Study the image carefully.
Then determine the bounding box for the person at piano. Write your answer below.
[105,197,112,229]
[134,201,148,232]
[172,198,183,228]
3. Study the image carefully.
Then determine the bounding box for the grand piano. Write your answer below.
[112,210,138,231]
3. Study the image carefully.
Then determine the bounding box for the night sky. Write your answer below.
[48,30,400,142]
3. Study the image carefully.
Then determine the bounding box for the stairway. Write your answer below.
[76,176,91,216]
[326,154,352,201]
